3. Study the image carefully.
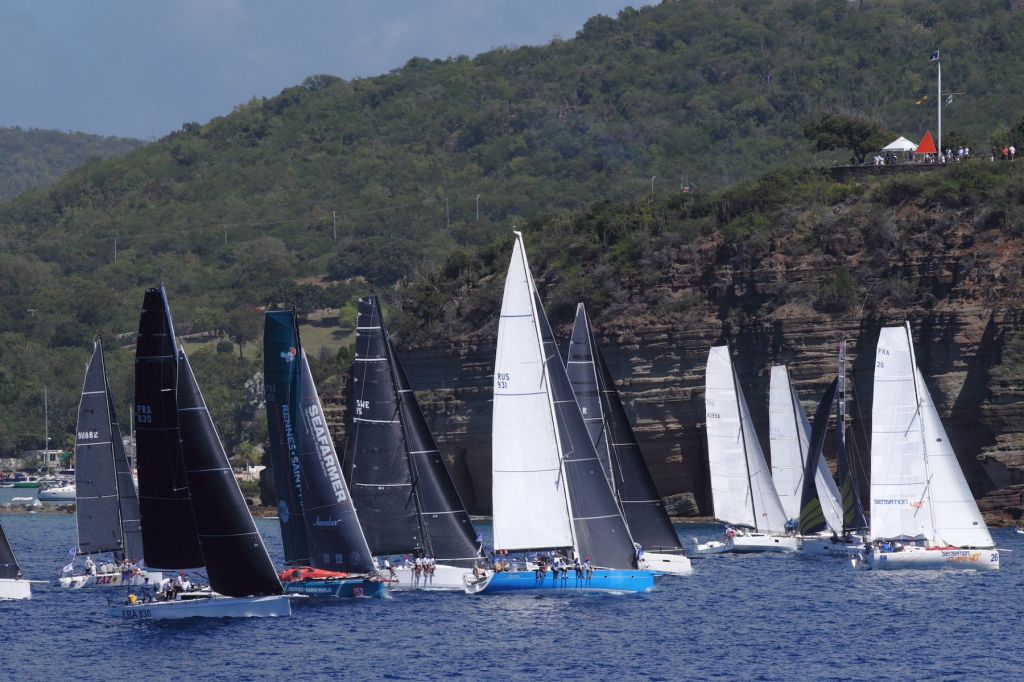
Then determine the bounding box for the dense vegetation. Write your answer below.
[2,0,1024,457]
[0,127,144,202]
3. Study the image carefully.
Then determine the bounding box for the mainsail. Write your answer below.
[705,346,788,533]
[134,286,202,569]
[343,299,420,555]
[797,379,838,536]
[177,352,283,598]
[74,340,144,562]
[0,519,21,580]
[567,303,683,554]
[870,323,993,547]
[264,310,376,574]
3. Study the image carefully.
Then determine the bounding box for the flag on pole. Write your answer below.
[946,95,954,105]
[915,95,929,105]
[930,51,940,61]
[61,562,74,574]
[67,546,76,557]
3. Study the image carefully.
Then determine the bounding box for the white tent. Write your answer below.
[881,136,917,152]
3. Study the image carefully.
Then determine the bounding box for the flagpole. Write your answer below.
[937,58,942,155]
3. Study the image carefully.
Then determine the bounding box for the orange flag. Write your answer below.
[915,130,937,154]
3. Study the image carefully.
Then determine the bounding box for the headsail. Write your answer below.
[797,379,838,536]
[264,310,376,574]
[565,304,614,489]
[263,311,313,566]
[568,303,683,553]
[109,394,143,564]
[176,351,282,598]
[705,346,788,533]
[343,298,420,555]
[378,298,481,566]
[491,234,574,552]
[134,286,203,569]
[0,519,21,580]
[74,341,126,556]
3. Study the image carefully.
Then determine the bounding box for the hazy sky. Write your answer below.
[0,1,651,140]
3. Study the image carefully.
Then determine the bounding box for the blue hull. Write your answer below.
[473,570,656,594]
[283,578,386,599]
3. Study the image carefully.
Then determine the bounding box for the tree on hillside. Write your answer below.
[804,113,891,165]
[223,308,261,360]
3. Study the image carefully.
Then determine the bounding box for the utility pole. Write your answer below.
[332,210,337,241]
[223,225,228,246]
[445,197,450,229]
[475,194,480,222]
[931,50,942,154]
[113,236,118,262]
[651,175,656,198]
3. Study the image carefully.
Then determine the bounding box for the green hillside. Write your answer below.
[0,127,144,202]
[3,0,1024,456]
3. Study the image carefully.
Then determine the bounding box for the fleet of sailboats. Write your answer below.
[0,264,1011,614]
[264,309,386,598]
[342,297,484,590]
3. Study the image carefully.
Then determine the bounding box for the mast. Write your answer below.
[904,322,939,539]
[729,353,760,530]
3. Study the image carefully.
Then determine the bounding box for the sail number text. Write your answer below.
[496,372,510,390]
[355,399,370,416]
[136,404,153,423]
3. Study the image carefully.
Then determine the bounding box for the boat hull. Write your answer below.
[688,533,797,555]
[640,552,693,576]
[799,535,865,557]
[282,577,385,599]
[465,569,657,595]
[851,547,1000,571]
[0,578,32,601]
[37,486,75,502]
[60,570,162,590]
[109,594,292,620]
[385,563,475,591]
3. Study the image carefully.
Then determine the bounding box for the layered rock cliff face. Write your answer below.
[318,167,1024,525]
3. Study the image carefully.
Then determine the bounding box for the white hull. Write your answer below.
[639,552,693,576]
[799,535,865,557]
[688,533,797,555]
[0,578,32,600]
[60,570,161,590]
[109,593,292,620]
[37,485,75,502]
[851,546,1000,571]
[384,564,475,591]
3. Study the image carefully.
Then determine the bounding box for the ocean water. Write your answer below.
[1,513,1021,681]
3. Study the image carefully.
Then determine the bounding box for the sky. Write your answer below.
[0,1,652,140]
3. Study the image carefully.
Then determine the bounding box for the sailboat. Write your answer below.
[690,345,797,554]
[60,340,162,589]
[111,286,291,619]
[852,323,999,570]
[565,302,691,576]
[0,518,31,600]
[264,310,385,598]
[466,232,657,594]
[767,364,854,557]
[342,297,485,590]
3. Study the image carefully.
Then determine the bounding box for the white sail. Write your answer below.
[491,233,574,551]
[769,365,805,522]
[917,367,994,548]
[870,325,931,541]
[706,347,788,533]
[769,365,844,532]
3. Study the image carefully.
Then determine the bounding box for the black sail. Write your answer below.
[134,287,203,569]
[836,340,868,533]
[263,311,313,566]
[343,298,420,555]
[589,319,684,553]
[565,304,615,489]
[0,519,21,579]
[109,395,144,564]
[294,349,376,574]
[535,293,636,570]
[74,341,125,556]
[380,301,481,566]
[176,351,282,597]
[798,379,838,536]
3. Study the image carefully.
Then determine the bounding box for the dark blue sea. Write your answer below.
[1,512,1021,681]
